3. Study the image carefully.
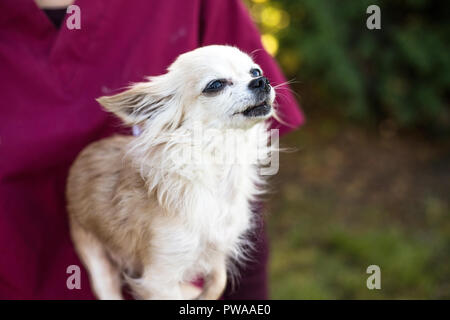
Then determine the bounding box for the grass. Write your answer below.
[266,114,450,299]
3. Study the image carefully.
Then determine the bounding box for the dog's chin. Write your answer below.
[234,101,273,119]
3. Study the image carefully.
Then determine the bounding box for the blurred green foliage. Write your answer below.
[247,0,450,134]
[244,0,450,299]
[267,120,450,299]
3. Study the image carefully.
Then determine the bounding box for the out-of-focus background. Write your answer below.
[244,0,450,299]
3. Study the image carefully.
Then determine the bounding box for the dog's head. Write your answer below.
[97,45,275,131]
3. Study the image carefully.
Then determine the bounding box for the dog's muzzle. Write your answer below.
[248,76,271,94]
[239,76,272,117]
[241,101,272,117]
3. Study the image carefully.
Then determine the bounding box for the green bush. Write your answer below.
[247,0,450,133]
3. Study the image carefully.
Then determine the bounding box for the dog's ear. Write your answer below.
[96,75,177,127]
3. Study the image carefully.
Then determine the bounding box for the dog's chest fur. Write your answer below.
[171,163,255,279]
[69,124,269,283]
[127,124,268,278]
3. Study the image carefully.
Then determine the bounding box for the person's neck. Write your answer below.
[34,0,74,9]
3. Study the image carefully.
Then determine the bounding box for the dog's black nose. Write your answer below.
[248,76,270,93]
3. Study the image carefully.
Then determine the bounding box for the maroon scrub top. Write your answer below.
[0,0,304,299]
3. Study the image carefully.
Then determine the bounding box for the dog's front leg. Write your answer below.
[196,255,227,300]
[69,219,123,300]
[127,264,184,300]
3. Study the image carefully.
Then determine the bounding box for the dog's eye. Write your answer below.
[203,79,226,93]
[250,68,262,77]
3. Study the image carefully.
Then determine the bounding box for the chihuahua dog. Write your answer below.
[66,45,276,299]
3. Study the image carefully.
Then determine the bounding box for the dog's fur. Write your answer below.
[66,45,275,299]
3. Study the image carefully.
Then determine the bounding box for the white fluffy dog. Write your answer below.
[66,45,276,299]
